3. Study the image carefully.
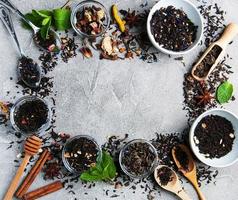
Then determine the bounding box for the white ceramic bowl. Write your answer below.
[190,109,238,168]
[147,0,203,55]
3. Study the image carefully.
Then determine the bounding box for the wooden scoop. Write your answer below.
[154,165,192,200]
[191,23,238,81]
[172,144,206,200]
[3,135,42,200]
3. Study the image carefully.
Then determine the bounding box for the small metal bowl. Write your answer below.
[71,0,110,38]
[119,139,158,179]
[62,135,102,174]
[10,95,51,135]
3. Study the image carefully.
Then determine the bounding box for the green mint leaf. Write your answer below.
[22,13,42,29]
[216,81,234,104]
[101,151,117,180]
[53,8,71,30]
[79,151,117,182]
[80,172,103,182]
[32,9,51,18]
[42,17,51,26]
[40,18,51,40]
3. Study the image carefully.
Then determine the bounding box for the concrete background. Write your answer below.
[0,0,238,199]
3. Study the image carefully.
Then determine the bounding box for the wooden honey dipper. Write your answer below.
[3,135,42,200]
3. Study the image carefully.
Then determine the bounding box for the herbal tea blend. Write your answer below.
[157,166,173,186]
[13,98,49,133]
[121,141,156,177]
[150,6,197,51]
[63,137,99,173]
[174,146,189,171]
[194,45,222,78]
[18,56,41,87]
[194,115,235,158]
[76,5,106,36]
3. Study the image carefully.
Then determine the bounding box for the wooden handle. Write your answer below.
[216,23,238,47]
[192,182,206,200]
[176,189,192,200]
[3,154,31,200]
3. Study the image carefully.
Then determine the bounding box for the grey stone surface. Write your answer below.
[0,0,238,199]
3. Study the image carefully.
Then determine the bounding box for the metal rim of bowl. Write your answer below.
[119,139,158,179]
[10,95,51,135]
[70,0,110,38]
[62,134,102,174]
[189,108,238,168]
[146,0,204,55]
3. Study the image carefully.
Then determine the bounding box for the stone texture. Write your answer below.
[0,0,238,199]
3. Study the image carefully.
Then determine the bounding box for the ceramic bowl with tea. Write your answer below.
[147,0,203,55]
[190,108,238,168]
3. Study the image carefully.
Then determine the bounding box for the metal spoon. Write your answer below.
[172,144,206,200]
[0,0,62,53]
[154,165,192,200]
[0,4,41,88]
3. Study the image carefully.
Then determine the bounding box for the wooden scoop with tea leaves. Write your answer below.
[172,144,206,200]
[3,135,42,200]
[154,165,192,200]
[191,23,238,81]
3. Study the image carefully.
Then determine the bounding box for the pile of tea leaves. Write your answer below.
[183,2,234,123]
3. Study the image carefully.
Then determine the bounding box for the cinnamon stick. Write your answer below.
[15,149,50,198]
[22,181,63,200]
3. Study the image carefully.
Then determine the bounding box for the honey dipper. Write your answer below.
[191,23,238,81]
[3,135,42,200]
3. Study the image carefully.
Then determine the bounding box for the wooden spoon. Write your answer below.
[172,144,206,200]
[154,165,192,200]
[3,135,42,200]
[191,23,238,81]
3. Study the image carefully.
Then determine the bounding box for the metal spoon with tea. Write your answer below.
[172,144,206,200]
[154,165,192,200]
[191,23,238,81]
[0,5,41,88]
[0,0,62,53]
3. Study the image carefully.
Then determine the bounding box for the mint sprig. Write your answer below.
[22,7,71,40]
[80,151,117,182]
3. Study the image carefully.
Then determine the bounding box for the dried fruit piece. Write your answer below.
[0,101,9,115]
[101,36,113,55]
[80,47,93,58]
